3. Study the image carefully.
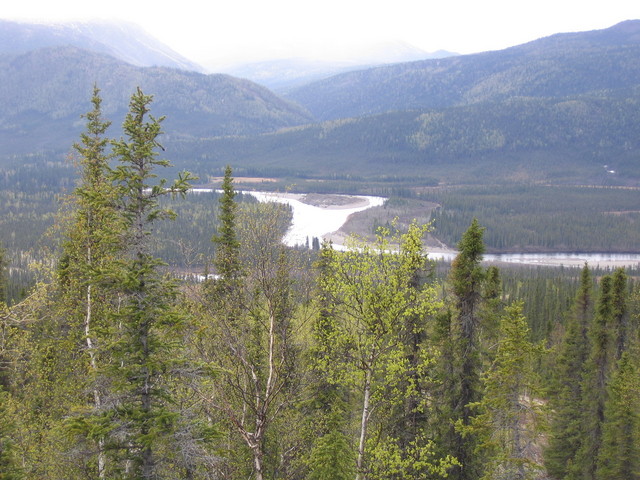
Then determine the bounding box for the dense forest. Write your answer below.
[0,88,639,480]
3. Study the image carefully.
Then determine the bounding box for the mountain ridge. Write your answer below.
[0,46,312,155]
[285,20,640,121]
[0,19,205,72]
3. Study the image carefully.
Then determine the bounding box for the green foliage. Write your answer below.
[444,219,487,480]
[307,427,355,480]
[466,302,545,480]
[595,351,640,479]
[428,185,640,253]
[316,222,443,478]
[0,387,22,480]
[544,265,594,479]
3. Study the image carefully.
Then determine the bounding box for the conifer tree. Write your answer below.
[107,87,193,479]
[572,275,614,480]
[447,218,486,480]
[466,302,544,480]
[595,351,640,479]
[59,85,121,478]
[544,264,593,479]
[610,268,629,361]
[211,165,243,285]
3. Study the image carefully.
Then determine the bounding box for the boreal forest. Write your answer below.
[0,81,639,480]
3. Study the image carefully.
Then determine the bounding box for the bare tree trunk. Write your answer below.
[85,279,106,478]
[356,368,372,480]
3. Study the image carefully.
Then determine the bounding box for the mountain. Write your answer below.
[173,92,640,185]
[285,20,640,121]
[0,46,312,155]
[215,44,457,92]
[0,19,204,72]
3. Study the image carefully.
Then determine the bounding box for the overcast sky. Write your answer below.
[3,0,640,66]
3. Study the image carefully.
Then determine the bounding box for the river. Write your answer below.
[194,189,640,268]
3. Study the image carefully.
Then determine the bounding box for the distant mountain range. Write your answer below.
[285,20,640,121]
[0,45,311,155]
[215,44,457,92]
[1,18,640,187]
[0,19,204,72]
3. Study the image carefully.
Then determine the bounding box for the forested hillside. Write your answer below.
[0,47,311,155]
[1,88,639,479]
[285,20,640,121]
[178,92,640,185]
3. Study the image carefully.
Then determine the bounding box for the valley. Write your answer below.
[1,14,640,480]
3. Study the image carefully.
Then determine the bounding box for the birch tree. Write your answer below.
[316,222,442,479]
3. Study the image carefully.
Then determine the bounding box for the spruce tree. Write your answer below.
[611,268,629,361]
[59,85,121,478]
[572,275,614,480]
[544,264,593,479]
[107,87,193,479]
[595,351,640,479]
[467,302,544,480]
[447,218,486,480]
[211,165,243,285]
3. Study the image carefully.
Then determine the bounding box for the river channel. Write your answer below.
[195,189,640,269]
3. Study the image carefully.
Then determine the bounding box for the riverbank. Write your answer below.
[241,190,640,269]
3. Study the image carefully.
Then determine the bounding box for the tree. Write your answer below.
[304,242,354,480]
[316,222,443,479]
[211,165,243,285]
[595,351,640,479]
[610,268,629,362]
[466,302,544,480]
[0,386,22,480]
[544,264,594,479]
[196,193,303,480]
[572,274,614,480]
[447,218,486,480]
[105,87,193,478]
[58,85,121,478]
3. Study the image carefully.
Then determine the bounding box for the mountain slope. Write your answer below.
[217,44,457,92]
[176,91,640,185]
[0,47,312,155]
[0,19,204,72]
[285,20,640,121]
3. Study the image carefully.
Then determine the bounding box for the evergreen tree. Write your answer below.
[610,268,629,361]
[107,87,193,479]
[211,165,243,285]
[595,351,640,479]
[572,275,614,480]
[544,264,594,479]
[447,218,486,480]
[58,85,121,478]
[466,302,544,480]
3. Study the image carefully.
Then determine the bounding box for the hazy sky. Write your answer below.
[3,0,640,66]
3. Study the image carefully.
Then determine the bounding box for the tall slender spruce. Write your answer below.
[447,218,486,480]
[108,87,193,479]
[572,275,614,480]
[545,264,594,479]
[60,85,120,478]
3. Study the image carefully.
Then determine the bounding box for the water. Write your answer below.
[193,189,640,268]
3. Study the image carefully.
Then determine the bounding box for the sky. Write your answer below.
[3,0,640,67]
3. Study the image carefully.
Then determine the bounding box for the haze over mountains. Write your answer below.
[1,18,639,186]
